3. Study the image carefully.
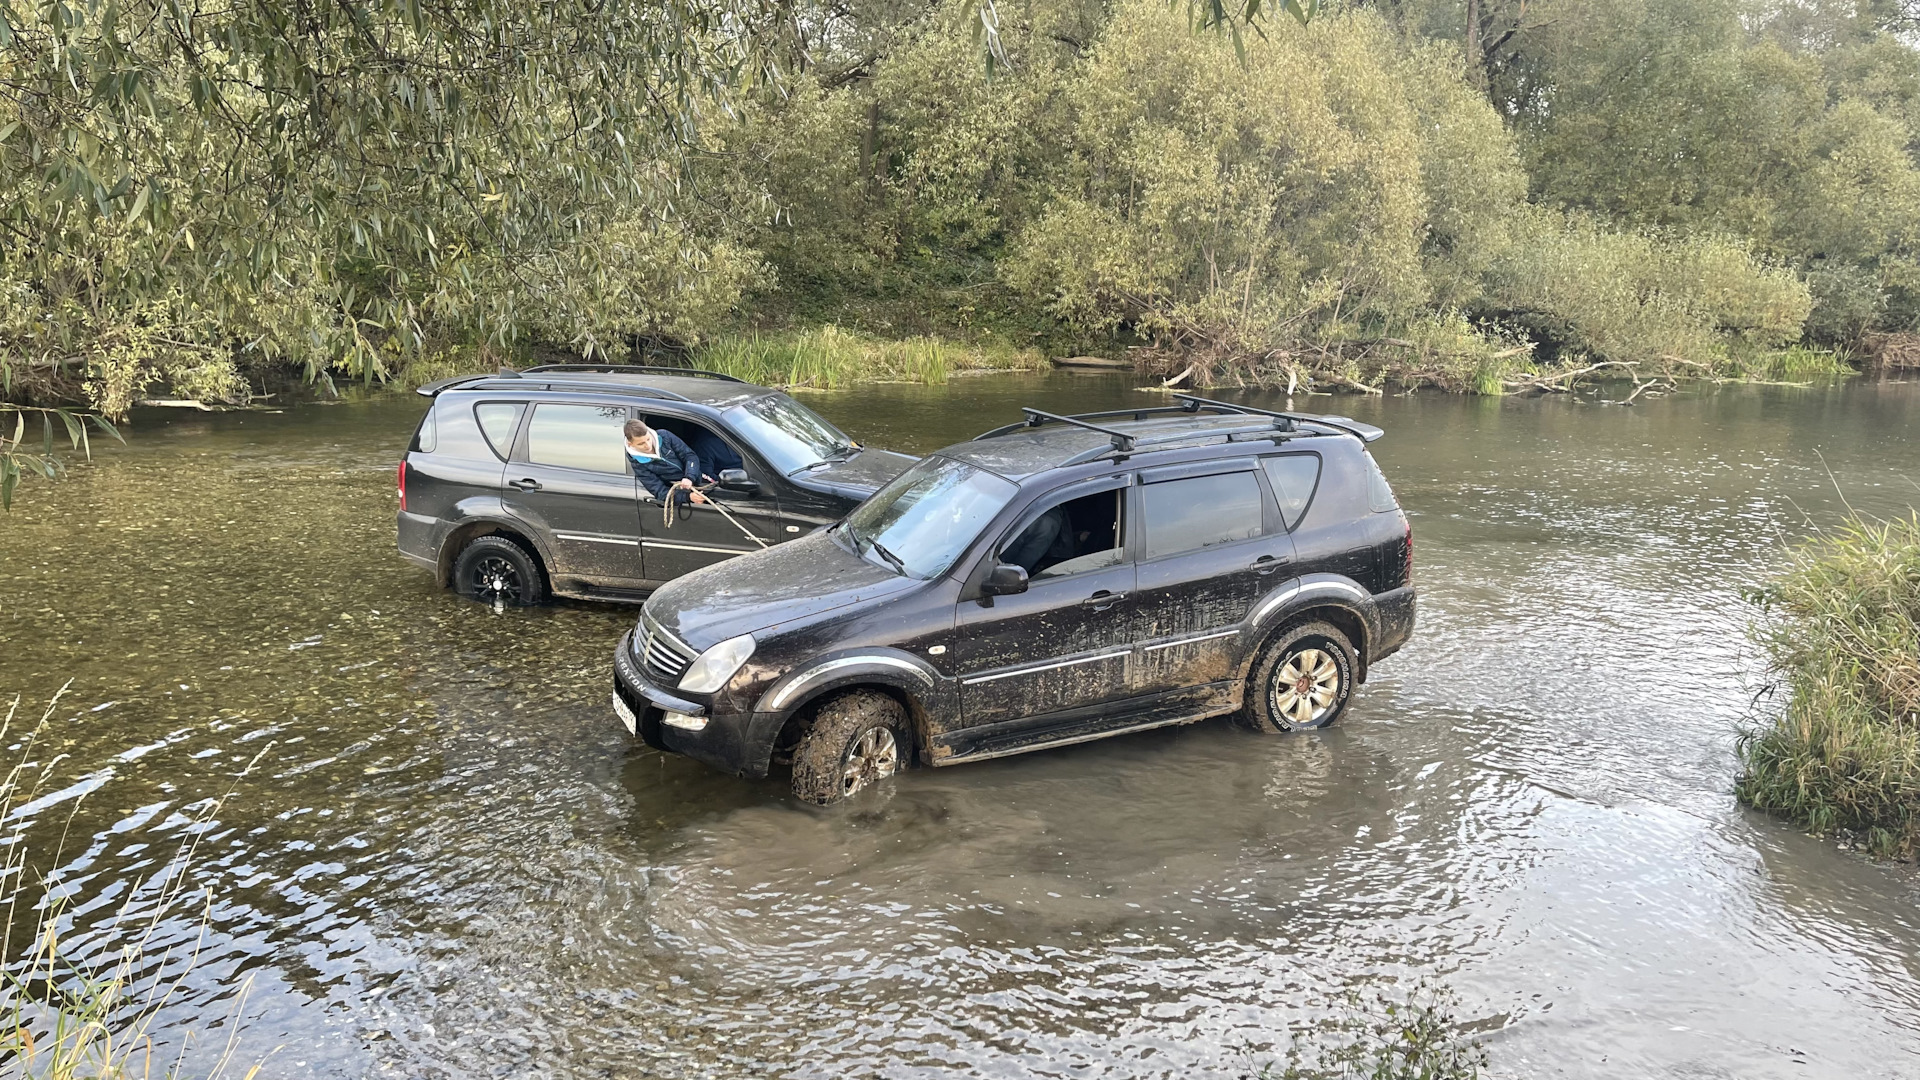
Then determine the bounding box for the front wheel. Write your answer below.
[1237,621,1356,733]
[452,535,548,607]
[790,690,908,805]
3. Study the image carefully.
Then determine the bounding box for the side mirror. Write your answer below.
[981,562,1029,597]
[718,468,759,493]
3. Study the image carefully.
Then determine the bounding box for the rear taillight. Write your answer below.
[1402,518,1413,587]
[397,459,408,512]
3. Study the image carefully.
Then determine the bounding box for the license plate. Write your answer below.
[611,692,638,736]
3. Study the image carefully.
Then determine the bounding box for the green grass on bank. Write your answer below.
[1737,514,1920,859]
[691,326,1046,389]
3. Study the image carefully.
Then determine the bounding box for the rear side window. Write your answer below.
[412,407,438,453]
[475,403,524,459]
[1363,452,1399,512]
[1260,454,1321,530]
[1141,471,1263,560]
[526,403,630,473]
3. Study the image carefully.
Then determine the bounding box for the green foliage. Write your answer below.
[0,0,795,416]
[998,4,1501,353]
[1248,986,1488,1080]
[0,403,117,510]
[1488,0,1920,344]
[693,325,1044,388]
[1738,513,1920,859]
[1489,207,1812,369]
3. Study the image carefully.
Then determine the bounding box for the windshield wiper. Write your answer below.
[868,540,907,576]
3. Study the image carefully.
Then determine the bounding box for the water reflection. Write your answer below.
[1,375,1918,1077]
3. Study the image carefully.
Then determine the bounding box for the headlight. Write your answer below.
[677,633,756,694]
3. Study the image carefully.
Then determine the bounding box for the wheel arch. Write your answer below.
[438,514,551,589]
[752,652,945,767]
[1245,578,1379,683]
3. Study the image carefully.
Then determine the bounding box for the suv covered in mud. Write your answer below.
[612,395,1415,803]
[396,365,915,604]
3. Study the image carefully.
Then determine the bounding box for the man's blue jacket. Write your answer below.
[631,429,701,504]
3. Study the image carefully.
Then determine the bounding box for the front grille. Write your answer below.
[636,609,695,686]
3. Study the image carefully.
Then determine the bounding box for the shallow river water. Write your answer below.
[3,372,1919,1078]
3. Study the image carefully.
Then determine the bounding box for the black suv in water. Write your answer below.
[612,395,1415,803]
[396,365,916,603]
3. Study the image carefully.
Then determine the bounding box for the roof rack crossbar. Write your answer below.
[519,363,745,383]
[974,401,1285,440]
[1173,393,1381,442]
[1057,421,1297,466]
[1019,408,1137,453]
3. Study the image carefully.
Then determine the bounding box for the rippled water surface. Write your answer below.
[3,373,1919,1078]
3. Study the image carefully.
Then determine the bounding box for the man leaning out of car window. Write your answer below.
[625,419,709,506]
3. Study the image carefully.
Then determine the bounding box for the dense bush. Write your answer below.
[4,0,1918,411]
[1738,515,1920,859]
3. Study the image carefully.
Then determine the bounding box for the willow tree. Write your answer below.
[0,0,800,416]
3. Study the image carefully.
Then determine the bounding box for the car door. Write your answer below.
[636,412,786,580]
[1127,459,1293,704]
[501,401,646,585]
[951,475,1137,730]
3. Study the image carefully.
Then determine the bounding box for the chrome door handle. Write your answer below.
[508,478,543,492]
[1081,590,1129,611]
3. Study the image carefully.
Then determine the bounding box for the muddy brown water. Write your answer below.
[3,373,1919,1078]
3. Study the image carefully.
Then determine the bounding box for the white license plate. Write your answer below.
[611,692,638,736]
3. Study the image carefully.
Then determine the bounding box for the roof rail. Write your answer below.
[414,368,521,397]
[520,363,746,384]
[1173,394,1384,443]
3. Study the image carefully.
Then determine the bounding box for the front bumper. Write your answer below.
[613,631,764,777]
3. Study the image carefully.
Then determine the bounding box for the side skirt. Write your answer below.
[933,682,1238,765]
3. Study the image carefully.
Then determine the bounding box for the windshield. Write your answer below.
[723,394,854,475]
[842,456,1016,580]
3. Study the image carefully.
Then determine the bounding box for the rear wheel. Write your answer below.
[453,535,547,607]
[1237,621,1356,733]
[790,690,908,805]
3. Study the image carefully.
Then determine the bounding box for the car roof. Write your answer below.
[948,404,1378,483]
[419,367,767,410]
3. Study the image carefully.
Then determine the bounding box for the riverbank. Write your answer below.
[1738,513,1920,859]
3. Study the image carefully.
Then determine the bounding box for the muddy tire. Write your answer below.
[1237,621,1356,733]
[790,690,908,805]
[453,535,547,607]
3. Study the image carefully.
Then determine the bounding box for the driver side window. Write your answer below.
[642,415,753,486]
[1000,488,1126,581]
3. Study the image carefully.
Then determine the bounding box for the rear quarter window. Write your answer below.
[474,402,525,460]
[1141,471,1264,560]
[1363,452,1399,513]
[1260,454,1321,530]
[411,407,438,453]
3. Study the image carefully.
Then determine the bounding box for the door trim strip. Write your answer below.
[554,533,640,547]
[641,539,748,555]
[1142,628,1241,654]
[961,648,1132,686]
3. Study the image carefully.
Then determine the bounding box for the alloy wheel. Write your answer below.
[841,726,899,798]
[470,555,523,604]
[1271,647,1341,728]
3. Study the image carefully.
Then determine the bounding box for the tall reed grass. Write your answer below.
[693,326,1045,389]
[1,687,267,1078]
[1737,514,1920,858]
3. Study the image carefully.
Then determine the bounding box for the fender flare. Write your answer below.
[437,501,557,584]
[743,649,949,769]
[1243,575,1381,678]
